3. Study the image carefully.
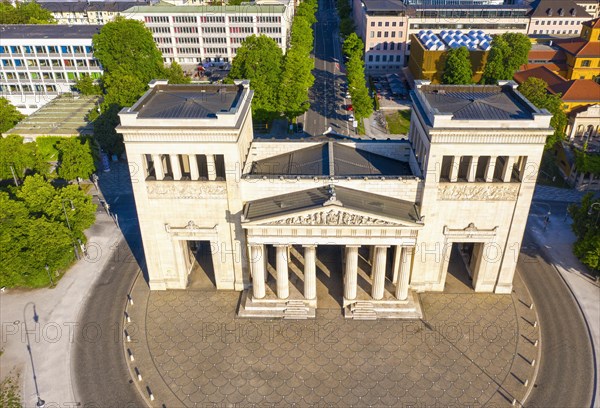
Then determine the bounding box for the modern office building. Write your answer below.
[119,80,552,319]
[124,1,294,65]
[39,1,145,25]
[0,25,102,114]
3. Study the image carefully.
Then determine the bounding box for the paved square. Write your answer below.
[145,289,517,407]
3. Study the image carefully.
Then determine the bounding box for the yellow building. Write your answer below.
[555,18,600,80]
[408,34,489,84]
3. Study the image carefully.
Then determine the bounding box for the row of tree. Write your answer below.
[342,33,374,125]
[228,0,317,122]
[0,134,96,183]
[90,18,190,155]
[569,193,600,274]
[0,0,55,24]
[0,174,96,288]
[336,0,355,38]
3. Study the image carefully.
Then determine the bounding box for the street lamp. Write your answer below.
[44,264,54,288]
[23,302,45,408]
[588,202,600,225]
[61,199,80,260]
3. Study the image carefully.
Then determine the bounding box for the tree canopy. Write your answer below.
[229,35,284,122]
[279,47,315,120]
[0,97,25,134]
[0,0,55,24]
[481,33,531,84]
[518,77,567,149]
[0,175,96,288]
[0,135,37,180]
[342,33,363,59]
[343,35,373,123]
[569,193,600,274]
[57,137,96,181]
[73,74,102,96]
[442,46,473,85]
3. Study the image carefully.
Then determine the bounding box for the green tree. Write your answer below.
[339,17,355,38]
[0,0,55,24]
[482,33,531,84]
[0,372,21,408]
[56,137,96,181]
[290,17,314,52]
[92,18,163,85]
[162,61,191,84]
[346,55,373,121]
[102,68,148,109]
[15,173,55,215]
[568,193,600,274]
[442,46,473,84]
[296,0,317,25]
[73,74,102,95]
[0,134,35,181]
[93,105,123,156]
[47,184,97,240]
[229,35,283,122]
[0,97,25,133]
[518,77,567,149]
[279,47,315,120]
[343,33,363,59]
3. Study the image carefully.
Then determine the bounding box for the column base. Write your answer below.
[237,290,316,319]
[494,283,513,294]
[343,291,423,320]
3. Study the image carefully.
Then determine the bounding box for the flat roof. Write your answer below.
[363,0,406,12]
[0,24,102,39]
[4,94,100,138]
[249,142,414,177]
[41,1,143,13]
[132,84,243,119]
[125,3,287,14]
[416,84,536,120]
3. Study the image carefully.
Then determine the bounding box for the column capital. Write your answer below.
[345,244,361,248]
[302,244,317,248]
[274,244,289,248]
[374,245,390,249]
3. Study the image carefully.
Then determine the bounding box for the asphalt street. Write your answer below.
[520,206,595,408]
[304,0,353,137]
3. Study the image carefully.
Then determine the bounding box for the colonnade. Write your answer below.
[150,153,218,181]
[248,244,414,302]
[447,155,526,183]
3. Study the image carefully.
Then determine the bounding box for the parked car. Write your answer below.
[345,92,351,99]
[345,104,353,111]
[348,114,355,121]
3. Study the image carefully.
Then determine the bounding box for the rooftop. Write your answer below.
[554,37,600,57]
[3,94,100,140]
[243,185,421,224]
[40,1,144,13]
[132,83,244,119]
[0,24,102,39]
[124,3,287,14]
[513,65,566,89]
[249,142,414,177]
[416,84,536,121]
[582,17,600,29]
[514,66,600,102]
[529,0,590,18]
[363,0,406,12]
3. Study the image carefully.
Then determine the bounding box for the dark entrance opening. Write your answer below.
[186,240,216,289]
[445,243,480,293]
[315,245,345,309]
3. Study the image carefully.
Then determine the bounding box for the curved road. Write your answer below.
[521,227,595,408]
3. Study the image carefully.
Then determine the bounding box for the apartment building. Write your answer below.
[575,0,599,19]
[528,0,592,38]
[354,0,530,73]
[124,2,294,65]
[0,25,103,115]
[40,1,145,25]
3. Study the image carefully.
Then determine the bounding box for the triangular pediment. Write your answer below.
[243,202,420,228]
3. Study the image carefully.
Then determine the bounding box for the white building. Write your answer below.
[528,0,592,38]
[124,1,294,65]
[39,1,145,25]
[0,25,102,114]
[118,79,552,320]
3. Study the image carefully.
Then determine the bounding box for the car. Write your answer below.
[345,104,353,111]
[345,92,351,99]
[348,114,355,121]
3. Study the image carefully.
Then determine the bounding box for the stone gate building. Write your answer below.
[118,79,552,319]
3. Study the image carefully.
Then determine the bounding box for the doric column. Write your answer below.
[250,244,266,299]
[467,156,479,182]
[189,154,199,180]
[395,246,413,300]
[344,245,359,300]
[371,246,388,300]
[152,154,164,180]
[502,156,515,182]
[484,156,496,182]
[392,245,402,284]
[449,156,459,182]
[170,154,182,180]
[206,154,217,181]
[303,245,317,299]
[275,245,289,299]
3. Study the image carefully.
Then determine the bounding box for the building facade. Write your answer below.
[124,2,294,65]
[555,17,600,80]
[0,25,102,114]
[528,0,592,38]
[119,80,552,319]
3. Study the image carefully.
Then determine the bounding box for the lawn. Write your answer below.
[385,109,411,134]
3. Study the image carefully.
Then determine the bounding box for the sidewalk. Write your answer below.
[527,207,600,407]
[534,184,600,203]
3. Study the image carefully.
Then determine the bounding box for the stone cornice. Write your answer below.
[428,132,550,145]
[120,129,241,143]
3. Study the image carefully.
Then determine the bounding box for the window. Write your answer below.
[533,30,538,34]
[375,55,380,62]
[541,20,545,25]
[371,22,375,26]
[35,46,46,53]
[385,22,389,27]
[370,31,374,38]
[390,42,395,50]
[377,31,381,37]
[396,55,401,62]
[378,22,382,27]
[399,22,404,27]
[392,22,396,26]
[581,60,591,67]
[368,55,373,61]
[391,31,395,37]
[382,55,387,62]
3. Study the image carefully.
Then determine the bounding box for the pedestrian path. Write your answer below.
[533,184,599,203]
